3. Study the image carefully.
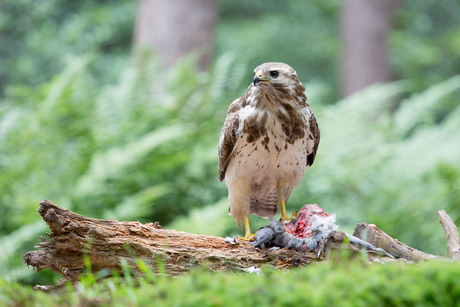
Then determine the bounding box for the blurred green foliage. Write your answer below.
[3,260,460,306]
[218,0,340,97]
[392,1,460,90]
[0,0,134,94]
[0,0,460,287]
[2,0,460,98]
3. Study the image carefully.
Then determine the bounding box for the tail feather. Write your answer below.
[249,190,278,218]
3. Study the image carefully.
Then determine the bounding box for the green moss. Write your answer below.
[3,261,460,306]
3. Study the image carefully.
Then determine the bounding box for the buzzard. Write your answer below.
[218,62,320,240]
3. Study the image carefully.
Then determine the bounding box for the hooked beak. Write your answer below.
[253,71,270,86]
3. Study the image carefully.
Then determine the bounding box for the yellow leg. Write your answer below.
[280,201,290,223]
[238,217,255,241]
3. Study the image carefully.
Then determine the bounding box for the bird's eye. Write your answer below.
[270,71,279,78]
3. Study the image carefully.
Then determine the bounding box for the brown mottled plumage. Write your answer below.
[218,62,320,239]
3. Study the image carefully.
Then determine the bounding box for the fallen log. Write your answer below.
[23,200,324,280]
[23,199,452,290]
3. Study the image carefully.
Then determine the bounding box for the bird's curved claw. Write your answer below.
[280,211,298,224]
[280,216,291,223]
[238,234,256,242]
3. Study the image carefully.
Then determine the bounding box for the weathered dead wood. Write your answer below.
[353,223,444,261]
[438,210,460,261]
[24,199,450,290]
[23,199,324,281]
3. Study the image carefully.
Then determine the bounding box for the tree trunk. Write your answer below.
[133,0,218,70]
[341,0,400,97]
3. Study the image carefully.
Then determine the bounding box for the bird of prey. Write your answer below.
[218,62,320,240]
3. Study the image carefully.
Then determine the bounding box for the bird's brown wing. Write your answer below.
[306,112,320,166]
[218,97,246,181]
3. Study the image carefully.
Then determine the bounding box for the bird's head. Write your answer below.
[252,62,298,88]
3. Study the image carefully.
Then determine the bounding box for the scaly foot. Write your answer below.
[280,201,291,223]
[290,210,298,223]
[238,234,255,241]
[239,217,255,241]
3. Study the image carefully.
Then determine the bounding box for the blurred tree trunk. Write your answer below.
[133,0,218,70]
[341,0,400,97]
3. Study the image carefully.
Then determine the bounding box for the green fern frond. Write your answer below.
[77,125,187,196]
[393,75,460,136]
